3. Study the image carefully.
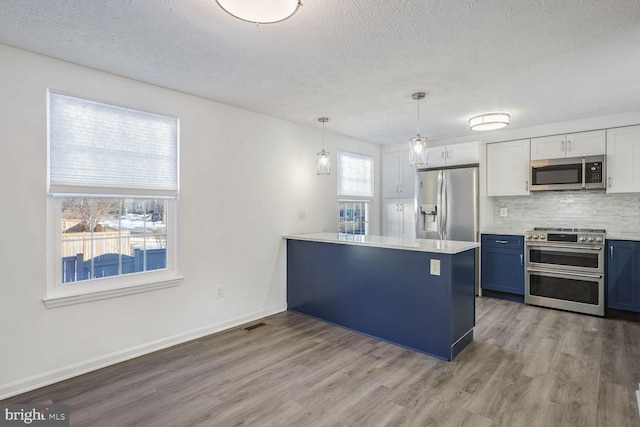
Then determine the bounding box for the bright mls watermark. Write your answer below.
[1,405,68,426]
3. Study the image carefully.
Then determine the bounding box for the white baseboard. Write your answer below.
[0,304,286,400]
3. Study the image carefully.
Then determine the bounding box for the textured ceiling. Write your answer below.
[1,0,640,144]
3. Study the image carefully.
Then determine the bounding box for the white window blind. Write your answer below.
[48,91,179,196]
[338,151,373,198]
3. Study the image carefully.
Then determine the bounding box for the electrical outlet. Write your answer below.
[298,210,306,220]
[430,259,441,276]
[500,208,508,217]
[215,285,224,299]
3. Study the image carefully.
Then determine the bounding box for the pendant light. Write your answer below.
[408,92,428,167]
[215,0,302,24]
[316,117,331,175]
[469,112,510,131]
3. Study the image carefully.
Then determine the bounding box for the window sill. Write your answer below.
[42,276,183,308]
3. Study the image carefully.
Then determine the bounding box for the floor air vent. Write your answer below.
[243,322,267,332]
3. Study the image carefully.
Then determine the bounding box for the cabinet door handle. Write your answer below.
[525,180,529,191]
[495,240,509,244]
[561,141,565,152]
[446,150,450,159]
[608,176,612,188]
[610,246,614,259]
[441,151,445,160]
[399,184,403,193]
[520,254,523,265]
[567,139,572,151]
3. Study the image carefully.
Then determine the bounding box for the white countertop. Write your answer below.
[283,233,479,254]
[480,229,524,236]
[606,233,640,241]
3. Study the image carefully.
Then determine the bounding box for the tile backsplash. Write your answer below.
[492,190,640,235]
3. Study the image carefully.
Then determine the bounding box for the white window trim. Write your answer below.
[44,196,182,308]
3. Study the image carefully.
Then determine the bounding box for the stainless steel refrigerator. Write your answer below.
[415,166,479,242]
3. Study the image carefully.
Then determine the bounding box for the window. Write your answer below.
[337,151,373,235]
[339,201,369,235]
[45,91,180,307]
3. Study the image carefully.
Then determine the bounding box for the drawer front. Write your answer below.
[481,234,523,249]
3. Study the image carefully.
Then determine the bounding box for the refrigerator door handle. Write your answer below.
[437,171,444,240]
[441,171,448,240]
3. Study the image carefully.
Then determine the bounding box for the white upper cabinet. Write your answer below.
[382,151,414,199]
[606,125,640,194]
[486,139,531,196]
[446,141,480,165]
[530,130,605,160]
[424,141,479,169]
[425,146,446,168]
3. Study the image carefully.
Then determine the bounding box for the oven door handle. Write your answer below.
[526,268,603,279]
[526,243,602,251]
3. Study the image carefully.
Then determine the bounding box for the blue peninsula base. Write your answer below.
[286,239,477,361]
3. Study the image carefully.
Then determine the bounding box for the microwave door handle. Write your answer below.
[581,158,586,189]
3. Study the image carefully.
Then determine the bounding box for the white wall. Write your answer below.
[0,43,381,398]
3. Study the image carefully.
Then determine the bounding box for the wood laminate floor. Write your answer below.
[3,297,640,426]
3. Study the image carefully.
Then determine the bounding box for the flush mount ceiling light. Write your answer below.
[215,0,302,24]
[408,92,428,167]
[316,117,331,175]
[469,112,511,131]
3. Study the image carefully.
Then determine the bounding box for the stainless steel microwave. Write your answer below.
[530,155,605,191]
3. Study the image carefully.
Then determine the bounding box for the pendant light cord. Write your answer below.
[417,98,420,134]
[322,120,325,150]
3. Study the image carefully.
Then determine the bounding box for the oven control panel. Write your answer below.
[525,229,605,245]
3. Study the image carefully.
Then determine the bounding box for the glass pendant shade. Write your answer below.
[409,134,428,167]
[408,92,428,167]
[316,117,330,175]
[469,112,510,131]
[216,0,301,24]
[316,149,331,175]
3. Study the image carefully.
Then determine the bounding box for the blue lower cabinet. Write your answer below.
[286,239,476,360]
[481,234,524,298]
[607,240,640,313]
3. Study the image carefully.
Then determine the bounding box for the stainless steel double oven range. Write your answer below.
[525,228,605,316]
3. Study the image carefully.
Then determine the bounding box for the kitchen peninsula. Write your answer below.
[284,233,479,360]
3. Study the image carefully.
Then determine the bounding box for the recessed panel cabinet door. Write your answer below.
[486,139,531,196]
[607,240,640,312]
[382,152,401,198]
[566,130,605,157]
[399,150,415,198]
[531,135,566,160]
[481,234,524,295]
[606,125,640,194]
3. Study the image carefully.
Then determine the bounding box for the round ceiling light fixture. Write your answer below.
[469,112,511,131]
[215,0,302,24]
